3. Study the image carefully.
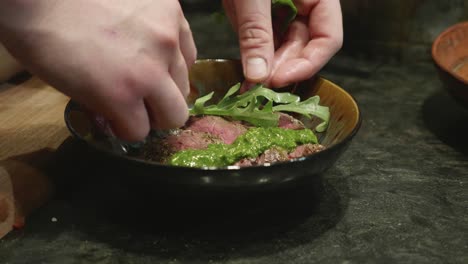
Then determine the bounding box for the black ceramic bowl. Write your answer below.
[64,59,361,192]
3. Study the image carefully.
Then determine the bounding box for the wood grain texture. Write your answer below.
[0,77,70,238]
[0,77,70,159]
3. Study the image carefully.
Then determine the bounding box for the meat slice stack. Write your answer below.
[141,114,325,166]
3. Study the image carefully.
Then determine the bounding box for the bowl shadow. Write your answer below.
[51,138,349,261]
[422,89,468,155]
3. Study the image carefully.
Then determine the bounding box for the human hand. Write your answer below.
[0,0,196,141]
[223,0,343,88]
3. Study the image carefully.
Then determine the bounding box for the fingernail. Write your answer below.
[246,57,268,80]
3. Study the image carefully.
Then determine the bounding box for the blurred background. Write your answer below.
[180,0,468,62]
[339,0,468,61]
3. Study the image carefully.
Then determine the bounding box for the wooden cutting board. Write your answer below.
[0,75,70,238]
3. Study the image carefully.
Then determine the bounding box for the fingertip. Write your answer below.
[104,102,151,142]
[245,57,269,82]
[150,103,189,130]
[270,65,293,88]
[270,75,292,89]
[175,107,190,127]
[270,59,314,88]
[110,119,150,142]
[167,106,189,129]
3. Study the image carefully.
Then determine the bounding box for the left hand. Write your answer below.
[223,0,343,88]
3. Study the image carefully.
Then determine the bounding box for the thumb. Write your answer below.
[234,0,274,83]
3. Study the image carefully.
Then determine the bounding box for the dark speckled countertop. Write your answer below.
[1,6,467,264]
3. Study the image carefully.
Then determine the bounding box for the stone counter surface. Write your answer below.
[0,8,467,264]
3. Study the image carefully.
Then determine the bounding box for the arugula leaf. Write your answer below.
[190,84,279,127]
[189,82,330,132]
[192,91,215,114]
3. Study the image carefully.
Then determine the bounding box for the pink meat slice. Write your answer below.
[278,113,306,130]
[288,144,325,159]
[164,130,222,152]
[185,116,248,144]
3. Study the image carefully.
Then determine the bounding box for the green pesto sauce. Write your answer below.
[169,127,317,168]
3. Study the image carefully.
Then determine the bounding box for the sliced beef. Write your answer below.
[259,147,289,164]
[141,114,324,165]
[234,147,289,167]
[288,144,325,159]
[235,144,325,167]
[184,114,302,145]
[234,157,255,167]
[165,130,222,152]
[278,113,305,130]
[185,115,248,144]
[141,129,222,162]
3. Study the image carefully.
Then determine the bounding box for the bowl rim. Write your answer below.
[64,73,362,172]
[431,21,468,85]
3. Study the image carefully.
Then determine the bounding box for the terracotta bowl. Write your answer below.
[64,59,361,192]
[432,21,468,108]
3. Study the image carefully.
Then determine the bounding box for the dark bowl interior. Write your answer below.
[64,59,361,193]
[432,21,468,109]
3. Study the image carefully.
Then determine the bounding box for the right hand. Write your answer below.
[223,0,342,89]
[0,0,197,141]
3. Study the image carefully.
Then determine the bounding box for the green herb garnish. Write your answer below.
[189,83,330,132]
